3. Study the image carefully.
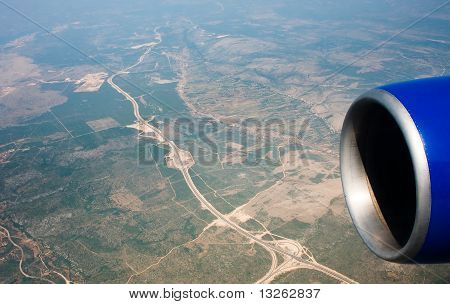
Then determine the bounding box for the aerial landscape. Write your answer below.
[0,0,449,284]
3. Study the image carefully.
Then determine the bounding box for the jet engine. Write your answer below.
[340,76,450,263]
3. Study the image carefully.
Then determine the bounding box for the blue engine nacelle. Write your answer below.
[340,76,450,263]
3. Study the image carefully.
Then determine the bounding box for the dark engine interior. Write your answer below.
[354,101,417,246]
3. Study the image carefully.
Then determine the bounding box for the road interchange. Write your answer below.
[107,32,358,284]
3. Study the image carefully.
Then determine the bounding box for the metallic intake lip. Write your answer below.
[340,89,431,262]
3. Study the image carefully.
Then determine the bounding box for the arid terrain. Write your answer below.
[0,0,449,284]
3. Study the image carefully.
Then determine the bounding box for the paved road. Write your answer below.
[108,43,358,284]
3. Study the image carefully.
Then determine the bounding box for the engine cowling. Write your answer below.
[340,76,450,263]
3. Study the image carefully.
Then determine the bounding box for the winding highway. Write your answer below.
[108,31,358,284]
